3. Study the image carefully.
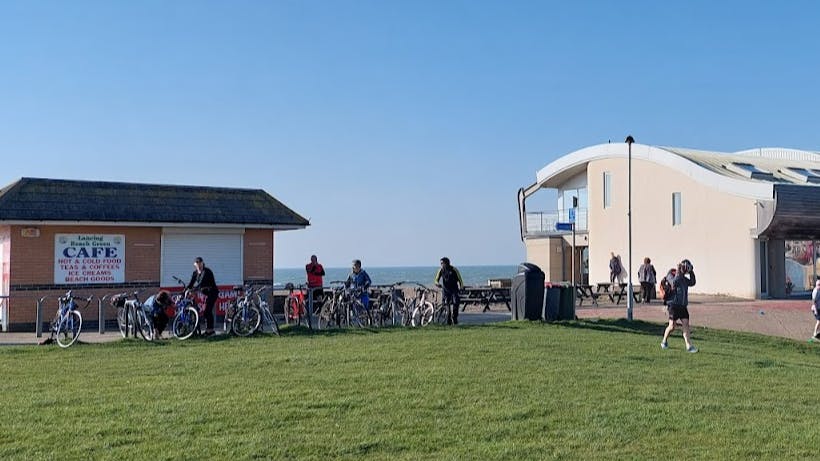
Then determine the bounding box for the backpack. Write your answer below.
[610,259,622,275]
[660,277,675,302]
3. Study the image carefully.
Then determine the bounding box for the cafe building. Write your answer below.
[518,143,820,299]
[0,177,308,331]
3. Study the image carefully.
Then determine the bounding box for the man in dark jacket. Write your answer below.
[188,256,219,336]
[434,257,464,325]
[661,259,697,352]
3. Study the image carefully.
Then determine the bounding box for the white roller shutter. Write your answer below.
[160,229,243,288]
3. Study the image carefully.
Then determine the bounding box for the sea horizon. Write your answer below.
[274,264,519,287]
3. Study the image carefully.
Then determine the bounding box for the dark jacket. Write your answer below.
[669,271,695,307]
[188,267,218,297]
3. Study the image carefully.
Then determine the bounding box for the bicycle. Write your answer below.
[409,283,437,327]
[318,281,347,329]
[47,291,94,348]
[171,276,200,340]
[230,285,262,337]
[283,283,312,329]
[255,286,280,335]
[431,290,457,326]
[317,281,370,328]
[111,290,154,341]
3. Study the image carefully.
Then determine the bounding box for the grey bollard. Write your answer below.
[36,297,45,337]
[98,298,105,334]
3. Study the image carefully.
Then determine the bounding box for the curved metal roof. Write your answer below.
[529,143,820,201]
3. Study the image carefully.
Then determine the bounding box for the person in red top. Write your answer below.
[305,255,326,313]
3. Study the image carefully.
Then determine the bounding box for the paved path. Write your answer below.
[576,297,814,342]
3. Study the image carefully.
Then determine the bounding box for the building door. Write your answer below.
[160,229,244,288]
[759,240,767,296]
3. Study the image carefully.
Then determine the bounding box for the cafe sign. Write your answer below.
[55,234,125,284]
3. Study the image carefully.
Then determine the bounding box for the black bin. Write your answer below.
[511,263,545,320]
[544,283,561,321]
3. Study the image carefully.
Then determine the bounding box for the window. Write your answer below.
[672,192,681,226]
[725,162,775,180]
[603,172,612,208]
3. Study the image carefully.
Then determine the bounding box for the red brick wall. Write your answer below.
[244,229,273,281]
[10,225,162,284]
[7,225,163,327]
[5,225,277,328]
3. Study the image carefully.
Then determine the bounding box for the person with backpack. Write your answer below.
[143,290,174,338]
[609,252,623,283]
[659,268,677,306]
[661,259,697,353]
[434,257,464,325]
[637,257,657,303]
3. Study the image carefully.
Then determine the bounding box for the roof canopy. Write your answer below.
[0,177,309,228]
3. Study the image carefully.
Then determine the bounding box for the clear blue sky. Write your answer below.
[2,1,819,268]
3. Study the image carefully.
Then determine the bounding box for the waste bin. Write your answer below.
[543,283,561,321]
[557,283,576,320]
[511,263,545,320]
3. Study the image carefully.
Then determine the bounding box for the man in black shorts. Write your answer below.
[661,259,697,353]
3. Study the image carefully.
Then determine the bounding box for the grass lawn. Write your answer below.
[1,320,819,460]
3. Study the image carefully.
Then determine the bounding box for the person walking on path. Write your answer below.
[811,280,820,340]
[661,259,697,353]
[434,257,464,325]
[188,256,219,337]
[609,252,623,284]
[637,257,657,303]
[306,255,326,312]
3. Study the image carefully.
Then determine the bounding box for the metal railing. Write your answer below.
[0,296,7,332]
[525,208,588,236]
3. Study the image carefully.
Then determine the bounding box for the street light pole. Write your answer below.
[625,135,635,321]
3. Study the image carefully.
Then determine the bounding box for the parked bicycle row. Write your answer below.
[41,278,470,348]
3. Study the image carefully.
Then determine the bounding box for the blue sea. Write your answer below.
[274,265,517,287]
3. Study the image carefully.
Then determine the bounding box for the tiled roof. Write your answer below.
[0,177,309,227]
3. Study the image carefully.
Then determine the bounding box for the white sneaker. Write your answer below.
[661,342,668,349]
[687,345,698,353]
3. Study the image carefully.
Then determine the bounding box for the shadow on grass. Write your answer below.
[554,318,667,337]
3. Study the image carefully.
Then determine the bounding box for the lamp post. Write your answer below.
[625,135,635,321]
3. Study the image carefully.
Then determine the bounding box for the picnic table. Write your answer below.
[575,283,641,306]
[575,284,600,307]
[458,286,511,312]
[614,283,641,304]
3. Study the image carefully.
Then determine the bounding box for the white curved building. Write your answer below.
[518,142,820,299]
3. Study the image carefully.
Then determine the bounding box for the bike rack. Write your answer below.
[35,295,50,338]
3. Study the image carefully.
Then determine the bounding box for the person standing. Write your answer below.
[434,257,464,325]
[346,259,372,310]
[661,259,697,352]
[305,255,326,313]
[811,280,820,340]
[637,257,657,303]
[609,252,622,284]
[188,256,219,337]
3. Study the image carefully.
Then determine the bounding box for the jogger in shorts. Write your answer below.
[661,259,697,353]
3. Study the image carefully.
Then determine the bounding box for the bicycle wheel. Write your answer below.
[350,303,370,328]
[173,307,198,340]
[259,304,280,335]
[412,302,434,327]
[117,307,129,338]
[56,310,82,348]
[135,309,154,341]
[433,303,449,325]
[232,306,261,337]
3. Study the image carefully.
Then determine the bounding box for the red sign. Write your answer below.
[161,285,239,316]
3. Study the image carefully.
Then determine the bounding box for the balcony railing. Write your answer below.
[525,209,588,236]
